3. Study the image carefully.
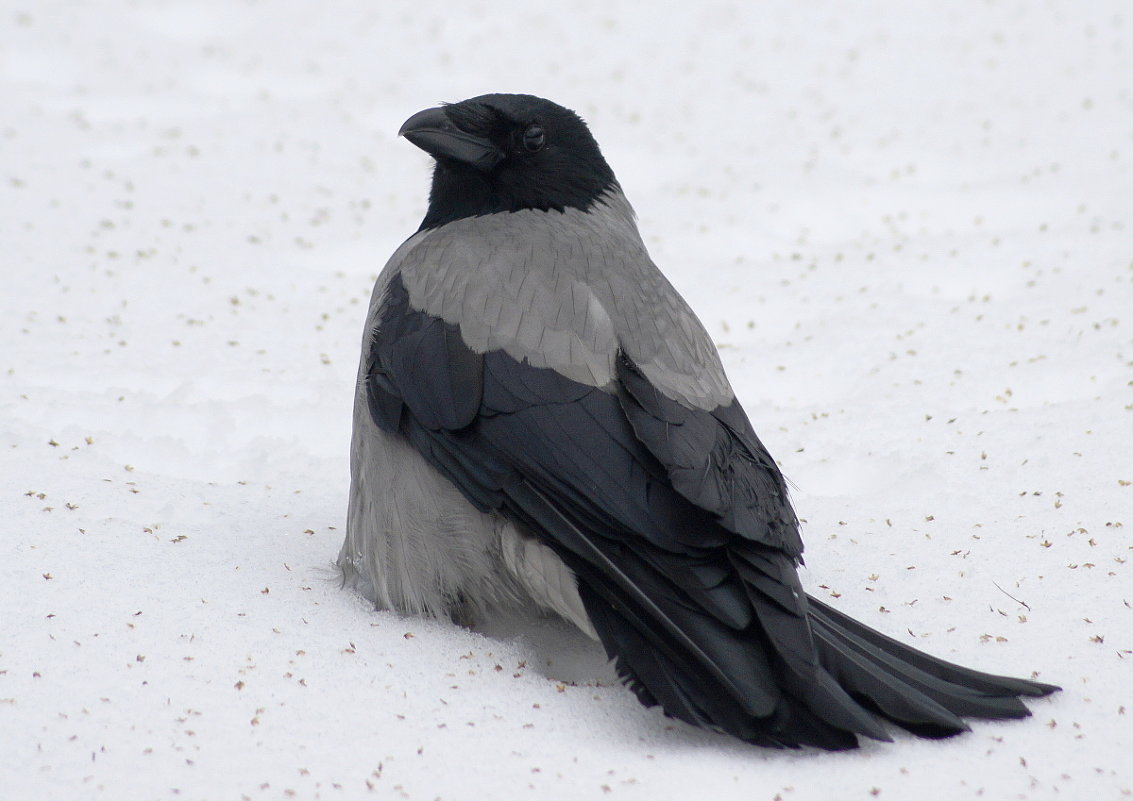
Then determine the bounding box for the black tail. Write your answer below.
[805,594,1059,738]
[581,567,1059,750]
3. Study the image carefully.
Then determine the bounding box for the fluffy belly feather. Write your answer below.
[339,398,595,639]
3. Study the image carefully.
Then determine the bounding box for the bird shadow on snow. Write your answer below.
[471,607,620,686]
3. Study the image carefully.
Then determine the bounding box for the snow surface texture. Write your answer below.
[3,1,1130,799]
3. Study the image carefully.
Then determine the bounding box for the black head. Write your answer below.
[399,94,618,230]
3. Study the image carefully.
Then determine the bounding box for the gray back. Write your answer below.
[392,189,734,411]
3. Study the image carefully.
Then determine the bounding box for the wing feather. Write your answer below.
[364,269,1056,748]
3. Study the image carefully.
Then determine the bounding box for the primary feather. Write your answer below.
[338,93,1057,749]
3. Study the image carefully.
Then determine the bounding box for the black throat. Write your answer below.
[419,155,618,231]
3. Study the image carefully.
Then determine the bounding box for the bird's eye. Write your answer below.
[522,124,546,153]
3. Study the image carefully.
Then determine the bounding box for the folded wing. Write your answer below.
[366,271,1057,749]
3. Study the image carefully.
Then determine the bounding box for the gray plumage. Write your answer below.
[396,188,732,409]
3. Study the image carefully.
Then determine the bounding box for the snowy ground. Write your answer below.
[3,1,1130,799]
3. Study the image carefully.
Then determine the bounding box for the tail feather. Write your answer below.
[807,594,1059,736]
[579,559,1058,749]
[744,582,894,742]
[536,492,1058,749]
[581,582,862,749]
[811,619,972,737]
[811,612,1027,721]
[808,595,1059,699]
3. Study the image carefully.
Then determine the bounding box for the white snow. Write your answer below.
[3,1,1130,799]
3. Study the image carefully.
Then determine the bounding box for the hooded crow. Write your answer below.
[338,93,1058,749]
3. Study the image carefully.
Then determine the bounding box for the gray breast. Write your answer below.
[395,189,734,411]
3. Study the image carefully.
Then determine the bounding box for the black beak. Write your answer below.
[398,106,504,172]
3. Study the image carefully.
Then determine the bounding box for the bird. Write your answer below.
[337,93,1058,749]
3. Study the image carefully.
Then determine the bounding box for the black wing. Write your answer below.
[365,272,1057,749]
